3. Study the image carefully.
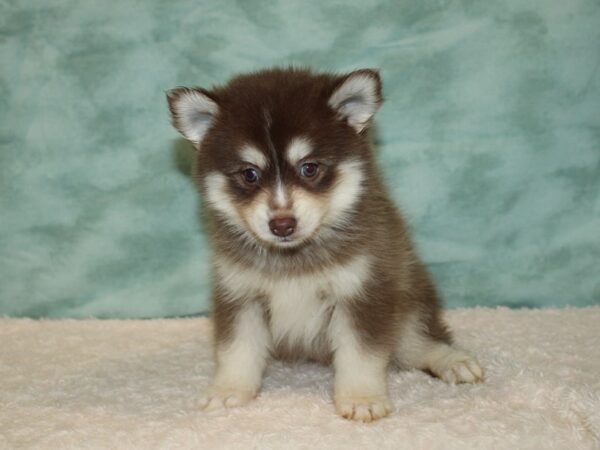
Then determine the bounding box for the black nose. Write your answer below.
[269,217,297,237]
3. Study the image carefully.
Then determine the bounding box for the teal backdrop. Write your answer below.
[1,0,599,318]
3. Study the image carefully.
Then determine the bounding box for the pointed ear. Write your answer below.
[166,87,219,145]
[328,69,382,133]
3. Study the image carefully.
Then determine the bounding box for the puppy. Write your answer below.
[166,68,483,422]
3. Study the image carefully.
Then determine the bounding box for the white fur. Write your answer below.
[325,160,365,226]
[200,301,271,411]
[274,181,288,208]
[169,89,218,144]
[394,314,433,369]
[239,145,268,170]
[286,137,313,165]
[421,344,483,384]
[328,72,380,132]
[395,316,483,384]
[203,172,245,229]
[214,254,372,350]
[246,191,273,241]
[288,188,326,242]
[329,307,392,422]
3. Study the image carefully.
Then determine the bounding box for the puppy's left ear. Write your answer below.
[166,87,219,146]
[328,69,382,133]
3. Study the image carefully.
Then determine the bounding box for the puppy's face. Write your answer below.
[167,69,382,249]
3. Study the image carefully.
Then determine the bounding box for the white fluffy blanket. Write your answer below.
[1,308,599,449]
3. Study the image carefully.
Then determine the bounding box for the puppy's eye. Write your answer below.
[242,168,259,184]
[300,162,319,178]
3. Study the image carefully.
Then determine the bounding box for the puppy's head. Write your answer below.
[167,68,382,249]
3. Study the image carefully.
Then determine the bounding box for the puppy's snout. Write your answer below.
[269,217,296,237]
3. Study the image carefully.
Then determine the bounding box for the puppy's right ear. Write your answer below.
[166,87,219,146]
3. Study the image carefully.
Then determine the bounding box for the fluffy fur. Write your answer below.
[167,68,483,421]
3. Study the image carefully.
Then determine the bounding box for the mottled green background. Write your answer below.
[1,0,599,318]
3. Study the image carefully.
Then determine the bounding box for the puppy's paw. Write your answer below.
[335,395,392,422]
[198,385,256,411]
[430,348,484,384]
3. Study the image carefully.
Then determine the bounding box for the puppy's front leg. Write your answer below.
[200,299,270,411]
[330,307,392,422]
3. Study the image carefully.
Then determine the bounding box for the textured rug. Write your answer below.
[1,307,599,449]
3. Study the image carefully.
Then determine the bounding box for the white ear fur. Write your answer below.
[167,88,218,145]
[328,70,382,133]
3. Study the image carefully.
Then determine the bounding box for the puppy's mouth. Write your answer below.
[263,233,310,249]
[273,235,305,246]
[249,225,316,250]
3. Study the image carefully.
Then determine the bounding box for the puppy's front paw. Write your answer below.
[198,385,256,411]
[335,395,392,422]
[430,348,484,384]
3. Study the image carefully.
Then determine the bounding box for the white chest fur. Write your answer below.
[214,255,372,350]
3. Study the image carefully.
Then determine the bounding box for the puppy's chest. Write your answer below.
[216,255,372,352]
[235,269,341,347]
[264,276,334,350]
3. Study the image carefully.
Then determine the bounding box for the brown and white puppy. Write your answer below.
[167,68,483,422]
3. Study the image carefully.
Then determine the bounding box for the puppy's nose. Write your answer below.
[269,217,296,237]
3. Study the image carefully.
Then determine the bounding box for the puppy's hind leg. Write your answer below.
[395,315,484,384]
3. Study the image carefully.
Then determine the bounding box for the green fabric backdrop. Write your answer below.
[1,0,599,318]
